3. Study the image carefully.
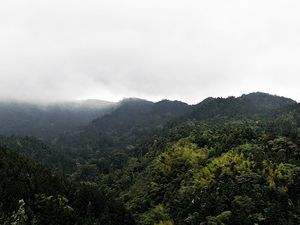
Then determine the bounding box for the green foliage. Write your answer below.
[122,119,300,225]
[32,194,75,225]
[140,204,171,225]
[154,220,174,225]
[0,146,135,225]
[10,200,28,225]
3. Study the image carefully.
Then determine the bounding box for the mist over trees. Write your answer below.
[0,100,115,140]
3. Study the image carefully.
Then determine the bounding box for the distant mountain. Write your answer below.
[189,92,296,121]
[55,93,297,157]
[0,100,116,140]
[56,98,192,156]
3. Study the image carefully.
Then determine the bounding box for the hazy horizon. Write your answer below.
[0,91,297,106]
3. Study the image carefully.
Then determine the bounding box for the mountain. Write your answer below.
[1,92,300,225]
[56,98,192,155]
[52,93,298,170]
[121,118,300,225]
[89,93,300,225]
[189,92,296,121]
[0,100,116,140]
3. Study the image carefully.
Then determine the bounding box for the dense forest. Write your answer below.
[1,92,300,224]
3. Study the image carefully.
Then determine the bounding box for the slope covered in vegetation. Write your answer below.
[0,145,135,225]
[0,100,115,140]
[51,93,300,225]
[1,92,300,225]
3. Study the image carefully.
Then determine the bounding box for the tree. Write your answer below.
[10,200,28,225]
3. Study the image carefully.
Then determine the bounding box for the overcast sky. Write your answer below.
[1,0,300,104]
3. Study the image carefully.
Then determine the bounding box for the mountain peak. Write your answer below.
[240,92,296,105]
[191,92,296,121]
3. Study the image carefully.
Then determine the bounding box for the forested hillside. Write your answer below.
[1,92,300,225]
[54,98,191,169]
[189,92,296,121]
[0,100,115,140]
[120,118,300,225]
[0,146,135,225]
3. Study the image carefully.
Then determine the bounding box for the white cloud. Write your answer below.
[0,0,300,103]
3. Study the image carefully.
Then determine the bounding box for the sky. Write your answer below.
[0,0,300,104]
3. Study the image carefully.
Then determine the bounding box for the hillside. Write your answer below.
[0,145,135,225]
[1,92,300,225]
[55,98,192,158]
[119,114,300,225]
[189,92,296,121]
[0,100,115,140]
[56,93,300,225]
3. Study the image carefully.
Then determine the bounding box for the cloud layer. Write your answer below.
[1,0,300,103]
